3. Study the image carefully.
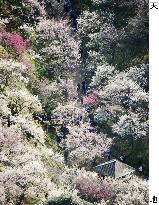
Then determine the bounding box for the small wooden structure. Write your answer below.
[95,159,135,179]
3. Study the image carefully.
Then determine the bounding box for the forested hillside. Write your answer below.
[0,0,148,205]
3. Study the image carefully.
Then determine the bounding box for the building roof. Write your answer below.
[95,159,135,179]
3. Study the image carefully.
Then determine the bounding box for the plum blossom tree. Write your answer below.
[90,63,148,172]
[95,175,148,205]
[78,0,148,75]
[0,32,29,55]
[126,64,149,91]
[0,0,149,204]
[111,175,148,205]
[100,72,148,110]
[33,18,81,79]
[38,78,78,112]
[10,115,45,144]
[83,91,100,105]
[113,113,148,140]
[0,58,28,90]
[90,64,116,89]
[112,112,148,158]
[77,9,117,79]
[60,167,148,205]
[6,89,42,115]
[52,101,88,126]
[24,0,66,19]
[0,126,24,167]
[0,96,11,119]
[0,123,79,205]
[75,174,113,202]
[60,123,112,165]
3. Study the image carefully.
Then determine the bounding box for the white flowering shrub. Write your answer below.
[90,63,148,171]
[6,89,42,115]
[100,72,148,109]
[38,78,78,112]
[34,19,81,78]
[92,0,147,8]
[111,175,149,205]
[0,1,149,204]
[24,0,65,19]
[77,10,117,67]
[0,126,24,167]
[60,123,112,165]
[0,124,77,205]
[0,58,28,90]
[126,64,149,91]
[0,159,59,205]
[11,115,45,144]
[0,95,11,118]
[113,113,148,139]
[60,167,148,205]
[52,101,88,125]
[91,64,116,89]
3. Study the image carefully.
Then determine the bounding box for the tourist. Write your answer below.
[138,165,143,176]
[82,81,87,95]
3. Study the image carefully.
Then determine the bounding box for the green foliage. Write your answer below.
[35,58,58,81]
[44,126,61,152]
[112,135,149,175]
[79,0,148,71]
[0,0,36,31]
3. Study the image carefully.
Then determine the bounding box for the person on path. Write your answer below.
[77,83,81,92]
[120,155,125,162]
[108,153,111,161]
[138,165,143,176]
[106,149,111,161]
[88,112,96,127]
[64,0,71,13]
[85,105,91,113]
[82,81,87,95]
[7,114,11,127]
[80,97,83,104]
[77,82,83,103]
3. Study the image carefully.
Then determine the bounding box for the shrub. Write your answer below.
[76,176,112,202]
[0,32,28,55]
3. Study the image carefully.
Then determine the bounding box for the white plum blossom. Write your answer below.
[77,9,118,69]
[11,115,45,144]
[0,95,11,117]
[39,78,77,108]
[0,58,28,89]
[94,106,116,122]
[34,19,81,76]
[113,113,148,139]
[101,72,148,108]
[52,101,88,125]
[24,0,65,19]
[0,1,149,204]
[6,89,42,114]
[92,0,148,10]
[60,123,112,164]
[0,124,75,205]
[91,64,116,88]
[126,64,149,90]
[77,11,101,37]
[111,175,149,205]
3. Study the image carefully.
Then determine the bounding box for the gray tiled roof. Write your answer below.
[95,159,135,178]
